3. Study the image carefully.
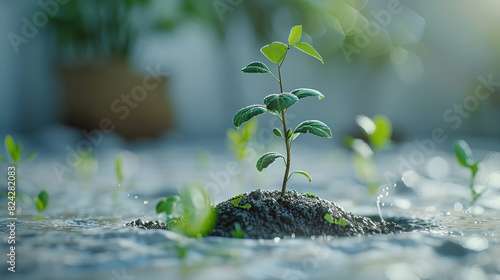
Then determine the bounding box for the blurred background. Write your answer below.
[0,0,499,142]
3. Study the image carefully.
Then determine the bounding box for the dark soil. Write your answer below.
[127,189,410,239]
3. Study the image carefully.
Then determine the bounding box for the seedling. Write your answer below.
[233,25,331,197]
[230,222,245,238]
[0,135,47,211]
[227,119,258,162]
[230,195,251,209]
[345,115,392,194]
[156,195,181,224]
[0,135,37,165]
[453,140,483,205]
[157,184,217,238]
[74,150,97,189]
[303,193,317,198]
[34,190,49,212]
[324,213,349,226]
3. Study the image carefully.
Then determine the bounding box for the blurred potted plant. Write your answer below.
[49,0,176,139]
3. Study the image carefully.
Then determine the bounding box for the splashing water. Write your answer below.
[376,183,396,223]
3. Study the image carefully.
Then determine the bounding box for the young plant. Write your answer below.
[230,194,251,209]
[324,213,349,226]
[0,135,47,212]
[34,190,49,212]
[74,150,98,189]
[345,114,392,194]
[227,118,258,162]
[233,25,331,197]
[156,195,181,224]
[0,135,37,165]
[453,139,483,205]
[156,184,217,238]
[230,222,245,238]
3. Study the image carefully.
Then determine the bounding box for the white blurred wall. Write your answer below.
[0,0,499,140]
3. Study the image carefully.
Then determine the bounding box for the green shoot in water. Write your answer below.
[156,184,217,238]
[453,139,483,206]
[233,25,331,197]
[345,114,392,194]
[1,135,47,212]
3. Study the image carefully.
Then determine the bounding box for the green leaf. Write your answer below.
[290,88,324,100]
[368,115,392,149]
[230,222,245,238]
[288,25,302,46]
[156,196,180,215]
[256,152,285,172]
[286,128,292,139]
[115,156,123,183]
[335,218,349,226]
[24,151,37,162]
[294,42,324,63]
[233,105,267,128]
[263,93,298,112]
[273,128,283,138]
[261,42,288,64]
[294,120,332,138]
[291,171,312,182]
[324,213,335,223]
[454,140,473,167]
[5,135,20,164]
[242,61,271,74]
[230,196,251,209]
[355,115,376,135]
[324,214,349,226]
[34,190,49,211]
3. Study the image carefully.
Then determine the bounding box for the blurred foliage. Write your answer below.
[48,0,422,62]
[227,118,258,162]
[345,114,393,194]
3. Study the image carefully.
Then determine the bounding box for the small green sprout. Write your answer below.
[115,156,123,185]
[453,140,483,205]
[0,135,37,165]
[324,213,349,226]
[34,190,49,212]
[1,135,44,211]
[74,150,97,189]
[227,118,258,162]
[303,193,317,198]
[230,222,245,238]
[230,195,251,209]
[233,25,331,197]
[345,114,392,194]
[157,184,217,238]
[156,195,181,223]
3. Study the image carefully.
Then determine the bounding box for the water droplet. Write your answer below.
[127,194,130,197]
[143,201,148,204]
[273,237,281,243]
[134,196,138,199]
[381,203,385,207]
[385,192,389,196]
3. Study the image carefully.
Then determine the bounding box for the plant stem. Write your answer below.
[277,51,291,197]
[281,110,291,197]
[470,168,479,205]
